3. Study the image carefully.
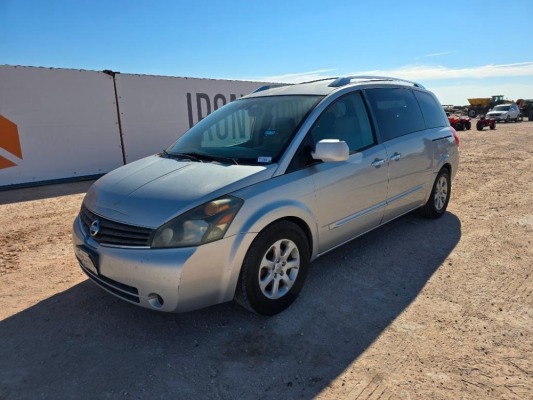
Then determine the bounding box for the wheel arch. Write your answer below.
[228,197,319,257]
[265,216,314,258]
[240,214,316,261]
[441,162,452,175]
[435,157,452,176]
[438,162,454,185]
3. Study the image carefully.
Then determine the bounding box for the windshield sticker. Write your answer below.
[257,156,272,163]
[264,130,277,136]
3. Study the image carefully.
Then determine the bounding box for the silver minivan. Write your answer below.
[73,76,459,315]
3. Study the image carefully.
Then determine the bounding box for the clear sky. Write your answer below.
[1,0,532,105]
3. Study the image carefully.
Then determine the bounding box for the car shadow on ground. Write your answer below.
[0,180,96,205]
[0,212,461,400]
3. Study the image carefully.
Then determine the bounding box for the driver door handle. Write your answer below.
[371,158,385,168]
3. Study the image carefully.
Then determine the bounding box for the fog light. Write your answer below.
[148,293,164,309]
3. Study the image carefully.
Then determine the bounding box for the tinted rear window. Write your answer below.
[414,90,447,128]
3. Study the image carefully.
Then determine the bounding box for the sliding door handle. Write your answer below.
[390,152,401,162]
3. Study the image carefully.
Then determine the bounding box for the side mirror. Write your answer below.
[311,139,349,162]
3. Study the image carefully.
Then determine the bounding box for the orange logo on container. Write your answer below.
[0,114,22,170]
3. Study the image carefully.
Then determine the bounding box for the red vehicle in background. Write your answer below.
[476,115,496,131]
[446,113,471,131]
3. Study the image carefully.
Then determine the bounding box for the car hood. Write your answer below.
[84,155,275,228]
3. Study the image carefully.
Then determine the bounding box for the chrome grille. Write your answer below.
[79,205,153,247]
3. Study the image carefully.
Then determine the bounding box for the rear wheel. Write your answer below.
[476,122,484,131]
[419,168,451,219]
[235,221,310,315]
[464,121,471,130]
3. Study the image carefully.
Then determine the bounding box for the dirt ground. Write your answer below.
[1,120,532,400]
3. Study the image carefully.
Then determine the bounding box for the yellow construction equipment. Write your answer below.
[467,95,512,117]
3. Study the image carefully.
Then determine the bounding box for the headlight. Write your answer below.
[150,196,243,248]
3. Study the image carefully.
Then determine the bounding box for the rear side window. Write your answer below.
[366,88,425,142]
[414,90,447,128]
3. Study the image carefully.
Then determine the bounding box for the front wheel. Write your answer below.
[234,221,310,315]
[490,123,495,130]
[464,121,471,130]
[419,168,451,219]
[476,122,484,131]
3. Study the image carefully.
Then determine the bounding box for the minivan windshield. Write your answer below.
[166,95,323,165]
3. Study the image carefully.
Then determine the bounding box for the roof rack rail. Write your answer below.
[252,83,292,93]
[299,77,338,84]
[328,75,425,89]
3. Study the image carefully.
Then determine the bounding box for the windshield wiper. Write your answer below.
[160,150,202,162]
[161,150,238,165]
[192,152,239,165]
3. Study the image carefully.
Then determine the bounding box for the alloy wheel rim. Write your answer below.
[258,239,300,299]
[434,176,448,211]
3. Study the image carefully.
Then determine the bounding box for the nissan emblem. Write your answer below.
[89,220,100,237]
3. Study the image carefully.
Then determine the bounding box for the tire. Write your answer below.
[505,115,510,123]
[464,121,471,130]
[476,122,484,131]
[234,221,310,315]
[490,123,495,130]
[468,109,477,118]
[419,168,451,219]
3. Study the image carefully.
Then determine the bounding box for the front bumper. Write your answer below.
[487,114,506,122]
[72,216,255,312]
